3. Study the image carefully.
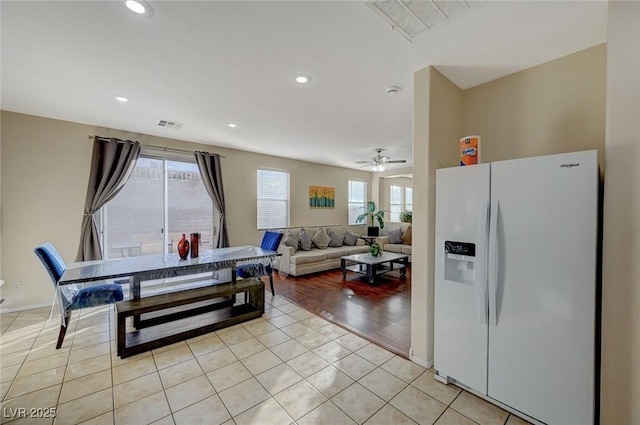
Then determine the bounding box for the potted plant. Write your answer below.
[369,241,383,257]
[400,210,412,224]
[356,201,386,236]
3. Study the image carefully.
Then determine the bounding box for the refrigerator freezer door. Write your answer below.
[487,151,598,424]
[434,163,490,393]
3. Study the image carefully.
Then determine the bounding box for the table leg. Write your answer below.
[341,259,346,279]
[231,264,237,304]
[367,264,375,284]
[400,257,408,279]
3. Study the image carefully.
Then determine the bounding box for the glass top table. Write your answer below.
[60,245,280,286]
[60,245,281,332]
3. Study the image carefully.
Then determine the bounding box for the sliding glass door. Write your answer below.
[102,155,214,259]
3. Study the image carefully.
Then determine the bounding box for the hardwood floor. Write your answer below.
[272,266,411,358]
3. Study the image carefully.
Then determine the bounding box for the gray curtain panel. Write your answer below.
[194,151,230,248]
[76,136,141,261]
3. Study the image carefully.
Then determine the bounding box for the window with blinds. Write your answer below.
[257,169,290,229]
[390,184,403,222]
[405,187,413,213]
[348,180,367,225]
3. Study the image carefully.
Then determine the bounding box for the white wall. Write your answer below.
[600,1,640,423]
[0,111,371,310]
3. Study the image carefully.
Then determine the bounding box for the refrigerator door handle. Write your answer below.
[488,199,499,327]
[477,201,490,325]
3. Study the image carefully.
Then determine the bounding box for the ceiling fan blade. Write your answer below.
[387,159,407,163]
[355,160,372,164]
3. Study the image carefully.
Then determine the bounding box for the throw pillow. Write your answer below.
[298,228,313,251]
[312,227,331,249]
[401,225,412,245]
[388,228,403,244]
[328,230,344,247]
[283,230,298,253]
[343,230,359,246]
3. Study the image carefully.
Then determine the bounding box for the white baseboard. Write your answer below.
[409,348,433,369]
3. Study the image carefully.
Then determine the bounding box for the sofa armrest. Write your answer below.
[276,245,294,274]
[376,236,390,246]
[355,239,365,246]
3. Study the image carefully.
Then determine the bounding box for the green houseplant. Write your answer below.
[369,241,383,257]
[356,201,386,236]
[400,210,413,224]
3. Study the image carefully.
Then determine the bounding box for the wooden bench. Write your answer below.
[116,278,264,358]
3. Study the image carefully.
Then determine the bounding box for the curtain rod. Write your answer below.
[87,136,225,158]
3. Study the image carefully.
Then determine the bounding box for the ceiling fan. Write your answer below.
[356,148,407,172]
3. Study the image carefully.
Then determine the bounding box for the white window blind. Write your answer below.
[405,187,413,212]
[348,180,367,224]
[257,169,290,229]
[390,185,403,222]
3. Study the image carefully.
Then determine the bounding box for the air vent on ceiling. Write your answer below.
[157,120,184,130]
[366,0,476,42]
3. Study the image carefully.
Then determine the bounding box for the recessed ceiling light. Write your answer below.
[123,0,154,17]
[227,123,238,128]
[115,96,129,103]
[295,74,312,84]
[386,86,401,95]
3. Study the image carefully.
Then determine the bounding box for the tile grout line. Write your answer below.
[1,295,524,425]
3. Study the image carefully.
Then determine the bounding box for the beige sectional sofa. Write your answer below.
[273,225,369,276]
[375,222,412,261]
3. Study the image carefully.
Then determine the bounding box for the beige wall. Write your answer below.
[463,44,606,167]
[412,45,607,366]
[601,2,640,423]
[412,66,463,366]
[0,111,371,310]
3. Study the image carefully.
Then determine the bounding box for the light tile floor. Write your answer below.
[0,293,532,425]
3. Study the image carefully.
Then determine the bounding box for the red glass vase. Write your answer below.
[177,234,190,259]
[190,233,200,258]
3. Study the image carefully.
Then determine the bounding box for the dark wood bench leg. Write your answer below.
[117,310,126,357]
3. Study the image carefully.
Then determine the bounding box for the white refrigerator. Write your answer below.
[434,150,599,425]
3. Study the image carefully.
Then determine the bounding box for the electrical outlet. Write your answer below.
[13,282,22,291]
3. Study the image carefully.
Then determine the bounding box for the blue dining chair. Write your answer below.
[34,243,124,349]
[236,231,283,296]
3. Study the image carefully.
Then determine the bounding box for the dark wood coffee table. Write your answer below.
[341,252,409,284]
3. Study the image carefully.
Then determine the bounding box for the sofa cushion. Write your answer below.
[290,250,328,265]
[324,247,350,259]
[401,225,412,245]
[328,230,344,247]
[283,230,298,253]
[388,228,403,244]
[312,227,331,249]
[384,244,404,254]
[348,246,369,256]
[298,228,313,251]
[343,230,359,246]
